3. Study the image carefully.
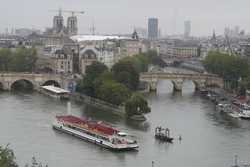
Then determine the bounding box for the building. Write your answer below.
[159,39,200,59]
[148,18,158,40]
[71,34,148,74]
[79,45,98,74]
[184,20,191,38]
[15,28,41,37]
[172,47,198,59]
[52,48,74,74]
[45,9,79,37]
[67,16,78,36]
[135,27,147,39]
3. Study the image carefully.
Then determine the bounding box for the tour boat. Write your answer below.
[52,115,139,151]
[40,85,70,100]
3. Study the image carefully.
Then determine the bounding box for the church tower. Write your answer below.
[53,9,64,34]
[67,16,78,36]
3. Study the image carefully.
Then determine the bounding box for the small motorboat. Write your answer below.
[155,126,174,143]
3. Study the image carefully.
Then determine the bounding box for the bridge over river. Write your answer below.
[140,72,223,92]
[0,73,74,91]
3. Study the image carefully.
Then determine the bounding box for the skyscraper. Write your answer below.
[148,18,158,40]
[184,20,191,38]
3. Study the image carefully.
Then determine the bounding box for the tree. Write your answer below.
[112,60,139,90]
[76,61,108,96]
[0,145,18,167]
[0,49,13,71]
[95,79,131,105]
[85,61,108,81]
[125,93,151,117]
[0,48,37,72]
[203,51,250,90]
[146,50,166,67]
[11,48,38,72]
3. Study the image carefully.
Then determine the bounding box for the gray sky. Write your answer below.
[0,0,249,36]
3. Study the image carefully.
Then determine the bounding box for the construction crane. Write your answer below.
[49,8,84,17]
[225,33,235,56]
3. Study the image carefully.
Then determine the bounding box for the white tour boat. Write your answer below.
[41,85,70,100]
[52,115,139,151]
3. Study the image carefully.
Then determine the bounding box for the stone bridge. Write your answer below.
[140,72,224,92]
[0,73,74,91]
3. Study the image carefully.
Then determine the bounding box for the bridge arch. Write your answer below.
[42,80,61,88]
[11,79,34,91]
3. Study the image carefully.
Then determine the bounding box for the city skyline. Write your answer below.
[0,0,250,36]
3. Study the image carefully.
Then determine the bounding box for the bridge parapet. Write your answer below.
[140,72,223,92]
[0,73,73,91]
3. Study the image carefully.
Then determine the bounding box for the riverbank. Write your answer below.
[71,93,126,116]
[70,93,147,121]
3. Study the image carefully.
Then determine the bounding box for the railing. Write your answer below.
[140,72,221,80]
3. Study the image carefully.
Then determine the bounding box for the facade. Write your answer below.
[79,45,98,74]
[148,18,158,40]
[53,12,64,34]
[45,10,79,37]
[119,39,144,57]
[15,28,41,37]
[172,47,198,59]
[184,20,191,38]
[67,16,78,36]
[52,49,73,74]
[71,35,147,74]
[157,39,200,59]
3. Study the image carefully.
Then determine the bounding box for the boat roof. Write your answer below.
[56,115,119,136]
[42,85,70,94]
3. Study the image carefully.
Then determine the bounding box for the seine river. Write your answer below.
[1,80,250,167]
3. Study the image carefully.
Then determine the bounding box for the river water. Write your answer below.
[1,80,250,167]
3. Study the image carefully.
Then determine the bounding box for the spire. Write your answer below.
[212,29,216,40]
[59,7,62,16]
[132,29,139,40]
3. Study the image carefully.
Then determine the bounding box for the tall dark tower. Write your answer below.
[53,9,64,34]
[67,16,78,35]
[148,18,158,40]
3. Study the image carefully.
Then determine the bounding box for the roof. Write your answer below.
[56,115,119,136]
[42,85,70,94]
[70,35,130,42]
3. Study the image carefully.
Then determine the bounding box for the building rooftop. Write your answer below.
[70,35,130,42]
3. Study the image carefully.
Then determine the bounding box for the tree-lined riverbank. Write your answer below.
[76,50,165,119]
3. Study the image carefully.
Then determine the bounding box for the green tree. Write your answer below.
[95,79,131,105]
[146,50,166,67]
[11,48,38,72]
[203,51,250,90]
[0,49,13,71]
[76,61,108,96]
[0,48,37,72]
[0,145,18,167]
[112,60,139,90]
[125,93,151,117]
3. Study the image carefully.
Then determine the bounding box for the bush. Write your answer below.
[125,93,151,117]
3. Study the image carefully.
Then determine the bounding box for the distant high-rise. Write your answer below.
[184,20,191,38]
[148,18,158,40]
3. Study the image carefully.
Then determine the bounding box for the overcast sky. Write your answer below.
[0,0,249,36]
